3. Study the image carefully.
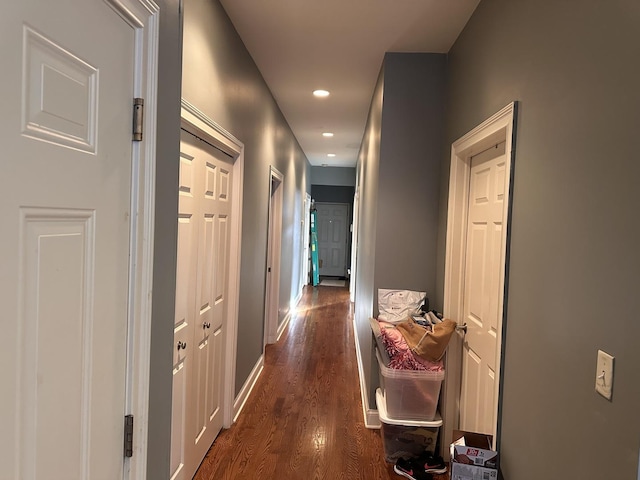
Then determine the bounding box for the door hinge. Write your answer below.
[133,98,144,142]
[124,414,134,458]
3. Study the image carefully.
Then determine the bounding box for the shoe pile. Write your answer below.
[393,453,447,480]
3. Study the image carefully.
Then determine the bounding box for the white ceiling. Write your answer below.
[219,0,480,168]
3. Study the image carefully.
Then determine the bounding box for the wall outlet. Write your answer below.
[595,349,614,400]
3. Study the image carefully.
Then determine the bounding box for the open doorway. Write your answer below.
[301,193,312,290]
[264,167,284,346]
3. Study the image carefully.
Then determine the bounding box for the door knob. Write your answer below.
[203,322,211,329]
[177,341,187,350]
[456,323,468,334]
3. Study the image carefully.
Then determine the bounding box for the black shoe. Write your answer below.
[393,457,433,480]
[419,454,447,474]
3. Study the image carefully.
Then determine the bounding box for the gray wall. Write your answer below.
[354,66,384,412]
[437,1,640,478]
[147,0,311,480]
[375,53,445,302]
[311,185,354,205]
[147,1,310,477]
[310,166,356,186]
[147,0,182,478]
[355,53,446,408]
[182,0,310,396]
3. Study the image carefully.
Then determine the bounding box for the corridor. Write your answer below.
[193,284,447,479]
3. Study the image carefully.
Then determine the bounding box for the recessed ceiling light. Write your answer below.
[327,153,336,157]
[322,132,334,137]
[313,89,330,98]
[321,164,328,167]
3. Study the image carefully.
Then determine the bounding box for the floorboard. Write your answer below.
[194,285,448,480]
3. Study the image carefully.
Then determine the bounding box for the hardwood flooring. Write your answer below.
[194,285,448,480]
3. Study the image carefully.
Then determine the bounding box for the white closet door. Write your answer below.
[170,141,198,480]
[459,142,507,436]
[171,129,233,480]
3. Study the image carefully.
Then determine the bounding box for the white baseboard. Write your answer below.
[267,293,299,344]
[365,407,381,429]
[233,354,264,422]
[292,289,303,310]
[276,289,302,342]
[352,316,381,429]
[233,290,300,421]
[276,310,292,342]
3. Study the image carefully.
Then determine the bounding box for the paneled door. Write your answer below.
[459,142,507,435]
[171,129,233,480]
[0,1,137,479]
[316,202,349,277]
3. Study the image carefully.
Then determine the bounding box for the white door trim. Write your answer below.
[301,193,312,292]
[180,99,245,430]
[112,1,159,479]
[442,102,517,457]
[350,186,360,302]
[264,167,284,345]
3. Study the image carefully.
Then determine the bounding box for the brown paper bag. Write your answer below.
[396,317,457,362]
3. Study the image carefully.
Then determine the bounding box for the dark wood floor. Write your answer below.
[194,285,447,480]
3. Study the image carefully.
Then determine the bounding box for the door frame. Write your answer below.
[264,166,284,345]
[350,186,360,302]
[315,201,351,278]
[180,99,245,430]
[117,1,159,479]
[301,193,312,291]
[442,102,517,458]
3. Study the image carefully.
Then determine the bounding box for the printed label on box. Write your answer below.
[450,463,498,480]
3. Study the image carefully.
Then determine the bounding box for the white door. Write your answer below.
[0,2,136,479]
[171,134,198,480]
[316,203,349,277]
[301,193,312,289]
[459,142,507,435]
[171,129,233,480]
[264,168,283,345]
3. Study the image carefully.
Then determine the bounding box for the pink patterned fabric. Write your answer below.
[377,320,444,371]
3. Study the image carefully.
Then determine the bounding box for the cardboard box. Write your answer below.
[450,463,498,480]
[450,430,498,480]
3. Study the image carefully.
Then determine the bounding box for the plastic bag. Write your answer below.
[377,289,426,324]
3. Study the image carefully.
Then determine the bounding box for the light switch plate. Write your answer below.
[595,349,614,400]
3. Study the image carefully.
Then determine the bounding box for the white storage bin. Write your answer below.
[376,388,442,463]
[376,349,444,421]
